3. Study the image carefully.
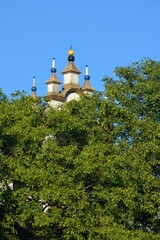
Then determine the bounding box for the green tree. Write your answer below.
[0,59,160,239]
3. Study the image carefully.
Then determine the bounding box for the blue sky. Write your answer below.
[1,0,160,96]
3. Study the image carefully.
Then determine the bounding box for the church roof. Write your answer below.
[45,73,61,85]
[61,61,81,75]
[45,92,64,102]
[81,79,95,92]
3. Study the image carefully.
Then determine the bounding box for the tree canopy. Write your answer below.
[0,59,160,239]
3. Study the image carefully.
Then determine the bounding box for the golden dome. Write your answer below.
[68,49,74,56]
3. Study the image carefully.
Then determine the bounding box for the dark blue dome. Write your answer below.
[51,67,57,73]
[68,55,75,62]
[31,86,37,92]
[84,75,90,80]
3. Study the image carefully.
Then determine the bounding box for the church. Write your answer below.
[31,47,95,107]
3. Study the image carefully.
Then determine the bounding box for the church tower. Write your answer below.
[45,58,64,107]
[61,47,82,102]
[45,47,94,107]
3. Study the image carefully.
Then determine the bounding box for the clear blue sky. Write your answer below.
[1,0,160,96]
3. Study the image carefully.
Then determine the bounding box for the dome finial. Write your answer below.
[51,58,57,73]
[68,46,75,62]
[84,65,90,80]
[31,76,37,98]
[68,46,74,56]
[32,77,37,88]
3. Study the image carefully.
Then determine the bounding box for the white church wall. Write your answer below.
[64,73,79,85]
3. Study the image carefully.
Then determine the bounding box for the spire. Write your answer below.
[82,65,94,93]
[31,76,37,99]
[84,65,90,80]
[51,58,56,73]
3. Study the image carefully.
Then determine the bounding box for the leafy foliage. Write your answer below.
[0,59,160,239]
